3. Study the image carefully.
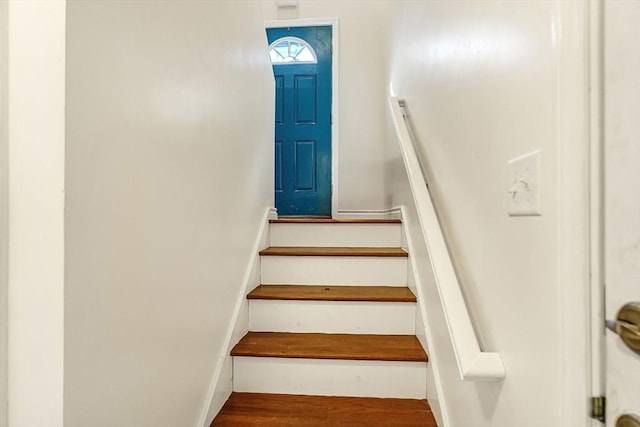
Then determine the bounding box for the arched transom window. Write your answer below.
[269,37,318,64]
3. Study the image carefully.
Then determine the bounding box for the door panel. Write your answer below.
[294,75,317,124]
[604,1,640,424]
[275,76,284,125]
[275,140,283,192]
[295,140,316,191]
[267,26,332,217]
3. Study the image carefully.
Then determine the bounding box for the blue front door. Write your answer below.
[267,26,332,217]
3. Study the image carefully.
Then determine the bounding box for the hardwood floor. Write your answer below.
[247,284,417,302]
[211,392,438,426]
[230,332,428,362]
[258,246,408,257]
[270,218,402,224]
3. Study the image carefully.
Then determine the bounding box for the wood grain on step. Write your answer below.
[258,246,408,257]
[247,284,417,302]
[211,392,437,426]
[230,332,428,362]
[270,218,402,224]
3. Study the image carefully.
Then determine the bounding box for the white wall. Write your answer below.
[386,1,589,426]
[0,2,7,426]
[261,0,392,215]
[7,2,66,426]
[64,2,274,426]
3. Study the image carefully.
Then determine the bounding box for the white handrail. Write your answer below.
[388,97,505,381]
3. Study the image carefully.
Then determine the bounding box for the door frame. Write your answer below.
[265,18,339,219]
[0,2,8,425]
[556,1,602,425]
[588,0,605,425]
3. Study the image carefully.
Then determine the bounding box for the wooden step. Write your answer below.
[248,284,416,302]
[270,218,401,224]
[231,332,428,362]
[211,392,437,426]
[259,246,408,257]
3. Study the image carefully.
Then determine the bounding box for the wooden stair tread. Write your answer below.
[248,285,416,302]
[259,246,408,257]
[231,332,428,362]
[211,392,437,426]
[270,218,402,224]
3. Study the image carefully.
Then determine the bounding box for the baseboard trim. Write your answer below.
[399,205,449,427]
[268,207,278,221]
[336,208,401,220]
[197,206,273,427]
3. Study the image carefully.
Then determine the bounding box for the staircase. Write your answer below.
[212,218,437,426]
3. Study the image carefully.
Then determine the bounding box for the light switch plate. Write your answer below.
[508,150,541,216]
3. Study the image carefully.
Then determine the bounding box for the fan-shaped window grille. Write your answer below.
[269,37,318,64]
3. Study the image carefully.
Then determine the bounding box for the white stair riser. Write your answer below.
[233,357,427,399]
[260,256,407,285]
[269,223,401,247]
[248,300,415,334]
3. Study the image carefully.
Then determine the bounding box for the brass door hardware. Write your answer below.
[606,302,640,355]
[617,414,640,427]
[591,396,606,422]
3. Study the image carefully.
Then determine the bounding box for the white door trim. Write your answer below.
[587,0,605,424]
[265,18,340,219]
[555,0,597,425]
[0,2,8,426]
[7,3,66,424]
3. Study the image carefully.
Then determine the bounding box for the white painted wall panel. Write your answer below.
[261,256,407,285]
[249,300,415,334]
[234,357,427,399]
[270,223,401,247]
[7,2,66,426]
[0,4,7,426]
[64,2,273,427]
